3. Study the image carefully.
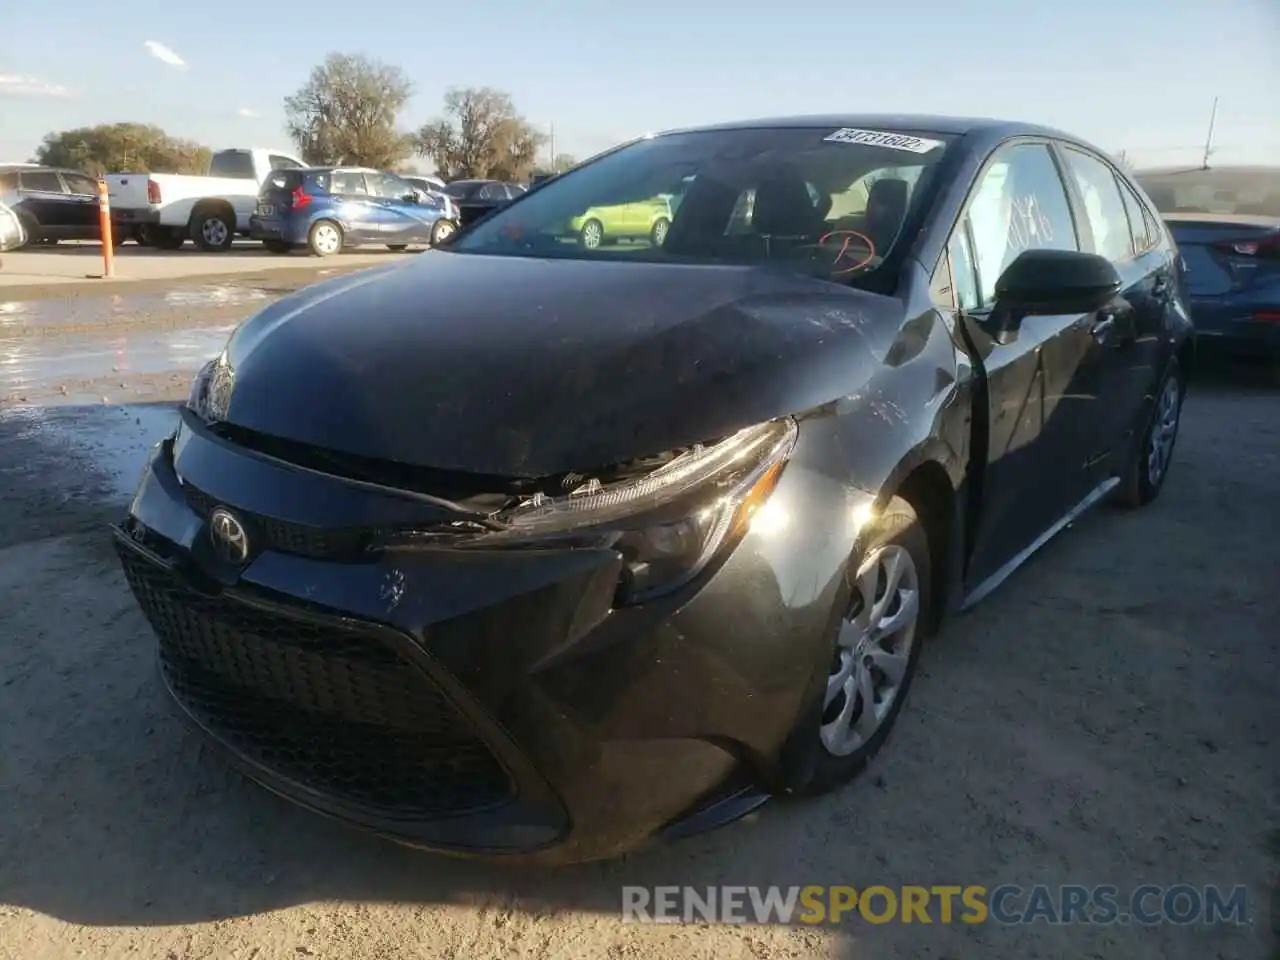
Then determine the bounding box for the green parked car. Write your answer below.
[567,196,673,249]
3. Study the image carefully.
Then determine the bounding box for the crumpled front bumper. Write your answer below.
[112,411,851,861]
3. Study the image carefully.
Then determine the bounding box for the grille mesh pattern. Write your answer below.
[118,544,513,817]
[183,484,384,561]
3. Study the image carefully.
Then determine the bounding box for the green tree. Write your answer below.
[284,53,415,167]
[415,87,545,181]
[33,123,211,176]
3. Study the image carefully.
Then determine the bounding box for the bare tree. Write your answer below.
[415,88,545,181]
[284,53,414,168]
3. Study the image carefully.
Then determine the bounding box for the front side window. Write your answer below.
[366,173,412,199]
[965,142,1079,307]
[448,126,954,283]
[1061,148,1132,263]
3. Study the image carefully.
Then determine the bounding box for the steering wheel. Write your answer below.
[812,229,877,275]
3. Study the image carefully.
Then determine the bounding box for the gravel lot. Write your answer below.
[0,279,1275,959]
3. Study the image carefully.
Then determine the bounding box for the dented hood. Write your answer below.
[221,253,903,477]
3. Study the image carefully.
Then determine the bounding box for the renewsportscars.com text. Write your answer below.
[621,884,1251,926]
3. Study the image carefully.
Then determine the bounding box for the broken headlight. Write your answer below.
[385,418,799,604]
[186,351,234,423]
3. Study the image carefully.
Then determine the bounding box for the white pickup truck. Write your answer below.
[107,147,305,252]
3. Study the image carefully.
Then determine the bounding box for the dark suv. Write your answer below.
[0,165,107,244]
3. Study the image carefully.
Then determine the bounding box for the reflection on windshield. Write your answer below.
[449,127,952,282]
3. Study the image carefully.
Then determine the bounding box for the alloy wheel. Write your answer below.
[1147,375,1181,486]
[581,220,603,249]
[201,217,229,247]
[820,544,920,757]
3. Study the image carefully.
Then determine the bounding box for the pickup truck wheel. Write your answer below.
[308,220,343,257]
[191,206,236,252]
[151,228,185,250]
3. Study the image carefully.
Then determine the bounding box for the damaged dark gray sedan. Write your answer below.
[114,114,1194,863]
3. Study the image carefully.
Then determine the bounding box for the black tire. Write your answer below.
[579,218,604,250]
[1114,356,1185,509]
[797,496,932,796]
[430,218,458,246]
[649,216,670,246]
[151,228,185,250]
[262,240,292,255]
[134,225,154,247]
[307,220,343,257]
[190,206,236,252]
[386,244,409,251]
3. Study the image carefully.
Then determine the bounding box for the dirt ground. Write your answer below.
[0,279,1276,959]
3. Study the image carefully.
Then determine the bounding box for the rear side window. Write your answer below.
[210,151,256,178]
[19,171,64,192]
[61,172,99,196]
[1061,148,1132,263]
[1117,178,1157,256]
[305,171,331,194]
[330,171,368,195]
[259,170,303,194]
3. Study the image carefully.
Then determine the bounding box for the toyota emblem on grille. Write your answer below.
[208,507,250,565]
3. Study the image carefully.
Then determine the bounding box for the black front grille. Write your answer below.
[117,543,513,818]
[183,484,385,561]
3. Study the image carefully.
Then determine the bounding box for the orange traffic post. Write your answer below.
[97,178,115,278]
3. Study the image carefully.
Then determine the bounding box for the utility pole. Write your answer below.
[1201,95,1219,170]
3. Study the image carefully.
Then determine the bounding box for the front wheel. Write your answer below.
[799,496,931,795]
[649,216,670,247]
[307,220,343,257]
[1114,356,1184,508]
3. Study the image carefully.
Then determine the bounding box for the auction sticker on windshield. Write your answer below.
[823,128,945,154]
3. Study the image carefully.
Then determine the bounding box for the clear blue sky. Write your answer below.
[2,0,1277,171]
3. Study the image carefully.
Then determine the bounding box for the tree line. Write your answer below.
[32,53,577,181]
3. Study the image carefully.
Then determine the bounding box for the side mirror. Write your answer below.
[994,248,1122,318]
[405,192,421,204]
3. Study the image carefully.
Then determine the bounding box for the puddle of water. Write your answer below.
[0,324,235,394]
[1,402,181,500]
[0,284,270,329]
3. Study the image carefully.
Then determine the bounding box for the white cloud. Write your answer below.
[143,41,187,69]
[0,74,73,98]
[236,107,260,119]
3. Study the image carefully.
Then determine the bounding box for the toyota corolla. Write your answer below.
[114,115,1194,863]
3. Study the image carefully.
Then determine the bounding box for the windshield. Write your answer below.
[448,126,952,280]
[445,181,485,199]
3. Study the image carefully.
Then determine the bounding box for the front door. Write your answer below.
[329,170,383,242]
[952,140,1107,591]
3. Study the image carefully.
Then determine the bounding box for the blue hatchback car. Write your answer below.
[249,167,460,256]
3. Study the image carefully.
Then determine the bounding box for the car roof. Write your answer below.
[656,113,1077,142]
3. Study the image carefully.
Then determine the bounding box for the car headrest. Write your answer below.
[866,178,909,230]
[752,175,821,236]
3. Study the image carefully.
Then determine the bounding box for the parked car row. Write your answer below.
[2,150,531,258]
